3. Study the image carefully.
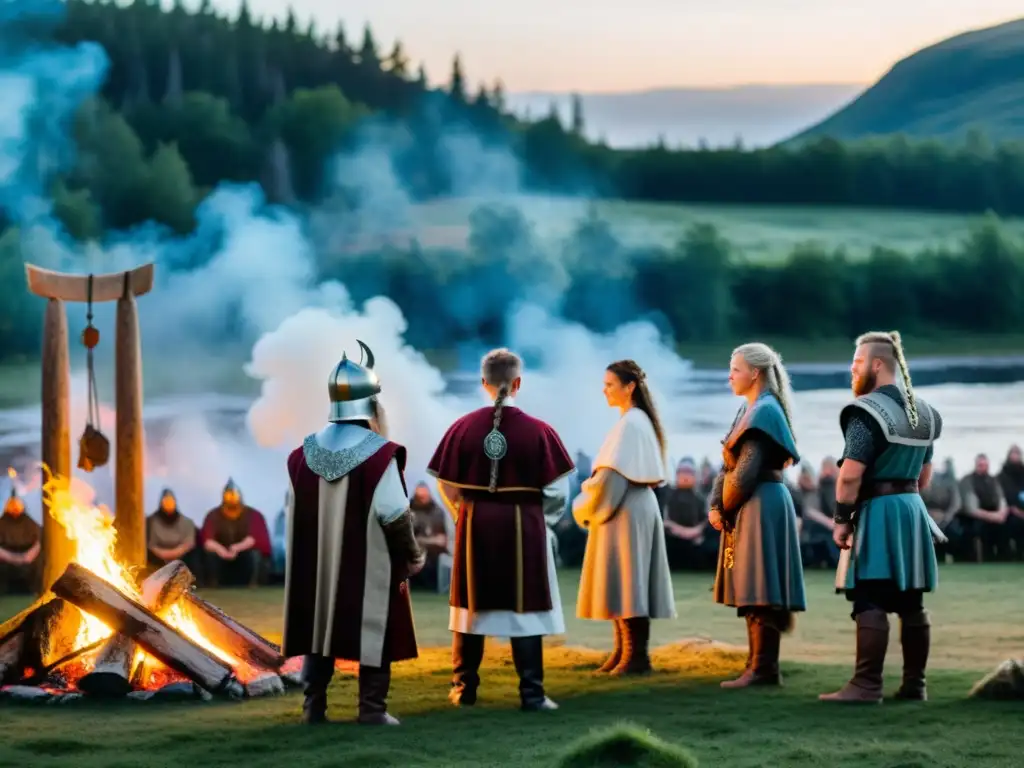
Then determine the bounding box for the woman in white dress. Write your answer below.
[573,359,676,675]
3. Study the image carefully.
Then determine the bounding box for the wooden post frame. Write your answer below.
[25,263,155,591]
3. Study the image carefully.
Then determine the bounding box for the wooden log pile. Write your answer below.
[0,560,290,704]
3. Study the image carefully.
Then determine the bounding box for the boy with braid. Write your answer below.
[820,331,946,704]
[427,348,575,712]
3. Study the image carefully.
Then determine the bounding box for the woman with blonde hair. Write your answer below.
[709,342,806,688]
[573,359,676,676]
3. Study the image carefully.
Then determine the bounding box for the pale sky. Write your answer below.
[209,1,1022,91]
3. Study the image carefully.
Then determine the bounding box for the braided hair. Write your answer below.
[606,359,667,460]
[855,330,918,428]
[732,342,796,435]
[481,348,522,493]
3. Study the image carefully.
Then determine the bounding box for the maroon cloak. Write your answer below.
[283,440,417,665]
[428,406,574,613]
[199,505,272,558]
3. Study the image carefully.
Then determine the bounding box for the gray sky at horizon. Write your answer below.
[203,1,1023,91]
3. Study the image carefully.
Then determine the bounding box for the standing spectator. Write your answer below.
[792,461,838,569]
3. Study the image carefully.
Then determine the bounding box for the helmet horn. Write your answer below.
[357,340,375,370]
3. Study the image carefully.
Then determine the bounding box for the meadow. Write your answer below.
[410,196,1024,261]
[1,566,1022,767]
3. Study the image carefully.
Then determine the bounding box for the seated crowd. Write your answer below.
[3,444,1022,597]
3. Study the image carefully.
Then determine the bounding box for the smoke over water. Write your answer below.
[2,1,690,522]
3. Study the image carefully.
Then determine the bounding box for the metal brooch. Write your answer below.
[483,429,508,460]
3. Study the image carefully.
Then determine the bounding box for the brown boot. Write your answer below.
[819,608,888,703]
[595,620,624,673]
[357,664,400,725]
[893,609,930,701]
[721,613,782,688]
[611,617,652,676]
[300,654,335,724]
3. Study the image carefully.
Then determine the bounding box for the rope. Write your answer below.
[85,274,99,430]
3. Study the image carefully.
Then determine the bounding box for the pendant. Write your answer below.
[483,429,508,460]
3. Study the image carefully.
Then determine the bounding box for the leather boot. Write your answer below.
[893,609,930,701]
[300,654,335,724]
[449,632,485,707]
[357,664,400,725]
[511,635,557,711]
[611,617,652,676]
[595,620,624,673]
[721,613,781,688]
[819,608,888,703]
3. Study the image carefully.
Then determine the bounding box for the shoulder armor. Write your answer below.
[842,391,937,447]
[302,431,387,481]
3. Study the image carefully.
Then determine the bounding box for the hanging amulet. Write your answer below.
[81,326,100,349]
[483,429,507,460]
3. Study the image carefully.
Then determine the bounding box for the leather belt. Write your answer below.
[864,479,918,499]
[758,470,783,483]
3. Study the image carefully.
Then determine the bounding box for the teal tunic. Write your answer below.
[713,392,807,612]
[836,394,941,594]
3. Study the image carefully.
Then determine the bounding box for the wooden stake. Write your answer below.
[39,298,71,594]
[114,281,145,569]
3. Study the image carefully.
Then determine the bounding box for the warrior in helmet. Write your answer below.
[820,331,945,704]
[200,478,272,587]
[283,341,425,725]
[0,485,41,595]
[428,348,574,712]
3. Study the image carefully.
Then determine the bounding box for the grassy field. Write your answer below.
[1,566,1022,767]
[412,196,1024,261]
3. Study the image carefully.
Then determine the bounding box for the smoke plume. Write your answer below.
[0,0,692,524]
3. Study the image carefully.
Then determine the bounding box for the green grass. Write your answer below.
[2,566,1023,767]
[412,195,1024,261]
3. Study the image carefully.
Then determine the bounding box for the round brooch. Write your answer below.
[483,429,508,460]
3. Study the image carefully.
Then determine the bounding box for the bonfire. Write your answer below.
[0,471,299,703]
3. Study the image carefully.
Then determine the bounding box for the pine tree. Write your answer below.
[570,93,585,135]
[449,54,466,101]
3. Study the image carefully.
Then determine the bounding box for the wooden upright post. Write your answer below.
[25,263,155,583]
[39,298,72,593]
[115,279,145,568]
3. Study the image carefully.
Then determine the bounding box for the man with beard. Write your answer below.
[959,454,1009,562]
[920,458,962,561]
[820,331,945,704]
[409,482,449,591]
[200,479,272,587]
[0,487,41,594]
[146,488,200,574]
[283,342,424,725]
[997,445,1024,560]
[428,348,574,712]
[662,458,716,570]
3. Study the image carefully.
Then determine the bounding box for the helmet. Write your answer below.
[328,340,381,424]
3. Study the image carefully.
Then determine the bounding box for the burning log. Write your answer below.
[78,561,195,697]
[53,563,242,698]
[244,671,285,698]
[0,598,80,682]
[182,593,284,671]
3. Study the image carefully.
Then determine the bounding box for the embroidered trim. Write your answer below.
[302,432,387,481]
[844,392,935,447]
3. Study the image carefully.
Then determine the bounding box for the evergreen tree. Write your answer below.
[449,54,466,101]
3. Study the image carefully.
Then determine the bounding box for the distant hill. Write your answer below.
[790,17,1024,143]
[504,84,862,149]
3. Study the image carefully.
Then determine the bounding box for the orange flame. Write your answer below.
[30,466,245,686]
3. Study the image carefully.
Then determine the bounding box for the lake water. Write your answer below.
[2,362,1022,522]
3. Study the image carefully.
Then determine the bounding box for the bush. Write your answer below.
[554,723,698,768]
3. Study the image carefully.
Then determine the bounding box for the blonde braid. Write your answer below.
[765,357,796,436]
[888,330,919,428]
[488,383,510,492]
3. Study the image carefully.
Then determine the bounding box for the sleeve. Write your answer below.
[923,444,934,464]
[708,472,724,511]
[840,411,880,466]
[370,458,411,525]
[436,481,462,518]
[542,476,569,528]
[572,468,631,528]
[959,477,979,515]
[722,434,766,514]
[200,512,216,546]
[181,518,197,550]
[246,509,273,557]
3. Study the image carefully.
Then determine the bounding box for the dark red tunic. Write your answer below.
[428,406,574,613]
[199,505,272,557]
[283,441,417,664]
